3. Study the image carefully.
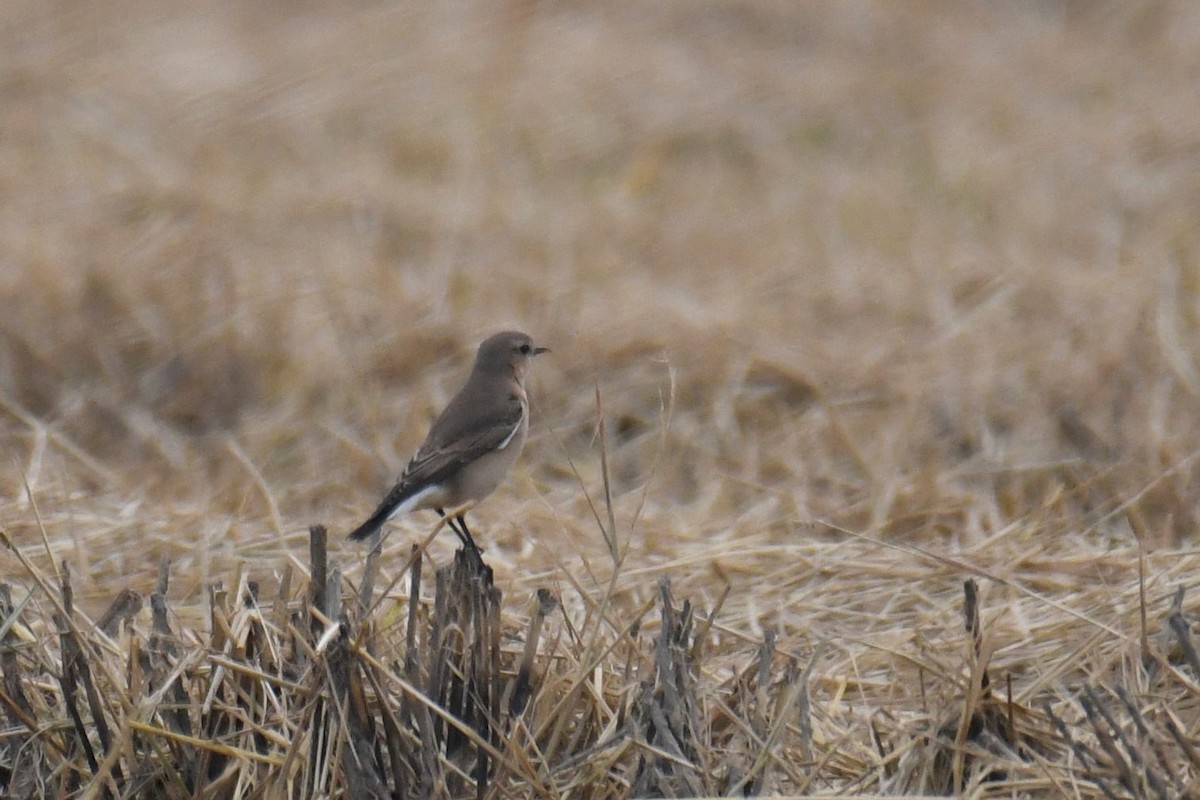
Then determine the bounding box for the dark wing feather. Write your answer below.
[347,391,523,541]
[399,401,521,487]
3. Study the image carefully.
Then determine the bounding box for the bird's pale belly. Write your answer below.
[443,422,527,507]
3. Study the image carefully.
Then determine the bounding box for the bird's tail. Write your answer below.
[347,508,388,542]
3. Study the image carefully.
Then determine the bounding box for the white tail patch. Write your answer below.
[385,484,444,519]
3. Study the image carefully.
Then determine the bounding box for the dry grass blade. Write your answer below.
[0,509,874,797]
[6,484,1200,799]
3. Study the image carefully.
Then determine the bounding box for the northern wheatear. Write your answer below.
[347,330,549,551]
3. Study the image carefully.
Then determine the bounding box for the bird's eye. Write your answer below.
[519,343,532,355]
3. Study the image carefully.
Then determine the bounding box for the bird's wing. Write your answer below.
[389,392,525,501]
[346,389,525,542]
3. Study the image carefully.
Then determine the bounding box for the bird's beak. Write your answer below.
[533,346,551,356]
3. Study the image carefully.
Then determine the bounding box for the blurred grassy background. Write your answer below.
[1,0,1199,624]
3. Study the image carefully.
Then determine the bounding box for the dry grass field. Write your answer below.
[2,0,1200,796]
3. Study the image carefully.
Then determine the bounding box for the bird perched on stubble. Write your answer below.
[347,330,550,552]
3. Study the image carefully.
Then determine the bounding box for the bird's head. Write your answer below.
[475,330,550,382]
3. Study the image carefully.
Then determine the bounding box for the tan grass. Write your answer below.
[2,0,1200,796]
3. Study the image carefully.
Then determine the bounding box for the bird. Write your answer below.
[347,330,549,552]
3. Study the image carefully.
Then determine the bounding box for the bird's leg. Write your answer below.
[438,509,480,554]
[436,508,460,537]
[456,515,483,555]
